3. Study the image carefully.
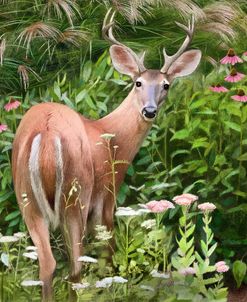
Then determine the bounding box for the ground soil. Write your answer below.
[228,285,247,302]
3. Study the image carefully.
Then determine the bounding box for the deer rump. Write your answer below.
[12,102,94,230]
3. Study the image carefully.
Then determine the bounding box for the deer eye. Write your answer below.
[136,81,142,87]
[163,83,169,90]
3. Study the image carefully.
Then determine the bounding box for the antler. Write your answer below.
[102,8,146,73]
[160,16,195,73]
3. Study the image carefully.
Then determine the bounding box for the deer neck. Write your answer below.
[98,88,152,162]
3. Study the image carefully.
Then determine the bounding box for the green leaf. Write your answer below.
[233,260,247,288]
[75,90,87,104]
[82,60,92,82]
[237,153,247,161]
[224,121,241,132]
[208,242,217,257]
[53,82,61,99]
[189,98,207,110]
[5,210,20,221]
[171,129,190,141]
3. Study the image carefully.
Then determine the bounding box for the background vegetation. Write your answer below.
[0,0,247,299]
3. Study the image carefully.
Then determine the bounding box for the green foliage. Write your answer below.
[0,0,246,95]
[233,260,247,288]
[0,197,228,301]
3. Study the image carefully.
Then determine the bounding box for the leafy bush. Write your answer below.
[0,195,228,301]
[1,47,247,292]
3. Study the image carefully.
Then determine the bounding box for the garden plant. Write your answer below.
[0,1,247,301]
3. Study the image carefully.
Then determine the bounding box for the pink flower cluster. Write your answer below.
[215,261,229,273]
[144,200,174,213]
[173,193,198,206]
[198,202,216,212]
[209,48,247,103]
[0,124,7,133]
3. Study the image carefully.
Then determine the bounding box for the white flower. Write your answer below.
[14,232,26,239]
[137,248,145,254]
[179,267,196,275]
[100,133,115,139]
[1,253,9,267]
[140,285,155,292]
[77,256,98,263]
[95,231,112,241]
[26,246,38,251]
[0,236,19,243]
[115,207,139,217]
[95,276,127,288]
[23,252,38,260]
[95,277,113,288]
[95,225,112,241]
[21,280,43,286]
[72,282,90,290]
[150,269,170,279]
[112,276,128,283]
[141,219,156,230]
[95,225,107,232]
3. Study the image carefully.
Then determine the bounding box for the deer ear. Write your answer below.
[167,50,201,80]
[110,45,139,79]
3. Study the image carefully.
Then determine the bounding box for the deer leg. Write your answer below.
[60,197,87,281]
[24,211,56,302]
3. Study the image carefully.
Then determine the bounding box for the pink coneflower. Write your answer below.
[224,68,245,83]
[144,200,174,213]
[220,48,243,65]
[173,193,198,206]
[0,124,7,133]
[209,84,228,93]
[198,202,216,212]
[231,89,247,103]
[243,52,247,57]
[215,261,229,273]
[4,98,21,112]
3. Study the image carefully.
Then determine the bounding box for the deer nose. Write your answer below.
[142,107,157,119]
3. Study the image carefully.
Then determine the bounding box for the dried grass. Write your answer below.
[17,21,61,52]
[45,0,81,25]
[59,28,89,47]
[0,37,6,66]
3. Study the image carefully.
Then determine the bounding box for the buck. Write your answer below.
[12,10,201,301]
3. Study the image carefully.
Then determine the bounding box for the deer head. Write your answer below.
[103,10,201,122]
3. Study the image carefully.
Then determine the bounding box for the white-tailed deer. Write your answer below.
[12,10,201,301]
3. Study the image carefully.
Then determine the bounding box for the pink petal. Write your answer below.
[231,95,247,102]
[0,124,8,133]
[225,73,245,83]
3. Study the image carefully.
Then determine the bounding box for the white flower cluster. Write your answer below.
[95,276,128,288]
[21,280,43,287]
[150,269,170,279]
[115,207,150,217]
[77,256,98,263]
[23,246,38,260]
[141,219,156,230]
[95,225,112,241]
[72,282,90,290]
